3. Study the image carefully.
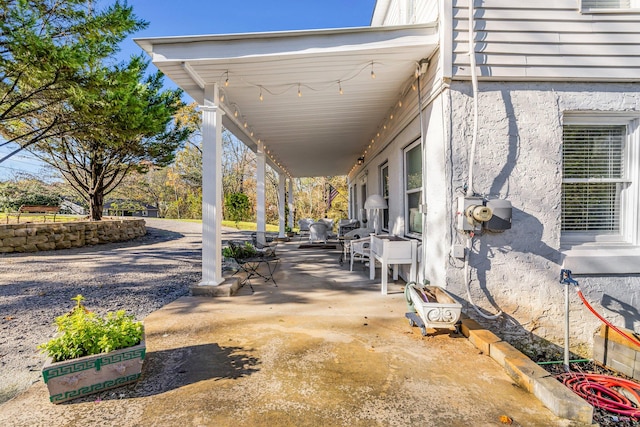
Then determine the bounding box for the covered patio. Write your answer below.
[0,222,570,425]
[135,23,439,287]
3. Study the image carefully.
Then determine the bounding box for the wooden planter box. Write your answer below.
[42,340,146,403]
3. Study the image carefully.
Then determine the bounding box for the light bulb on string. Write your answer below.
[411,83,417,91]
[370,62,376,79]
[224,71,229,87]
[338,81,343,95]
[220,93,225,103]
[259,87,263,102]
[234,108,238,118]
[298,84,302,98]
[398,100,402,107]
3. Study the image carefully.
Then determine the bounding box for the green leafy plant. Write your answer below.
[222,242,257,259]
[38,295,144,363]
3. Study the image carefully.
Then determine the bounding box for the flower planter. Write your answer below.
[42,339,145,403]
[405,283,462,335]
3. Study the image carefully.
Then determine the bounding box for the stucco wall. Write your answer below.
[0,219,146,253]
[441,81,640,357]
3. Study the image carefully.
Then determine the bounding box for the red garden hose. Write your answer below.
[576,289,640,349]
[556,372,640,418]
[555,279,640,418]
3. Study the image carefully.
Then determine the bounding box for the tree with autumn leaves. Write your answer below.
[1,0,193,220]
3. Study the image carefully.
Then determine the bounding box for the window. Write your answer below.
[380,162,389,231]
[561,113,640,274]
[404,140,422,236]
[562,125,627,240]
[581,0,640,11]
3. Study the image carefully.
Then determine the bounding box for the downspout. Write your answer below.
[466,0,479,197]
[418,60,428,285]
[464,0,502,320]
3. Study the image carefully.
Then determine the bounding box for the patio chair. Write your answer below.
[308,222,329,244]
[318,218,335,238]
[298,218,314,239]
[338,219,360,237]
[340,227,375,265]
[252,231,278,257]
[350,236,371,272]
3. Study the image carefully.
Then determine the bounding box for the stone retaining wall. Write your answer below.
[0,219,146,253]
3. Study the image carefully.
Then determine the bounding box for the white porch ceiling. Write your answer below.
[136,24,438,177]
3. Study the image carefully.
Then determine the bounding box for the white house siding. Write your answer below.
[442,81,640,357]
[351,48,446,284]
[451,0,640,81]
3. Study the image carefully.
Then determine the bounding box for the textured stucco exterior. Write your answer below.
[435,81,640,357]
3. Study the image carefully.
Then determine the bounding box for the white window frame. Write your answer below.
[404,139,422,238]
[561,112,640,274]
[380,162,389,232]
[580,0,640,13]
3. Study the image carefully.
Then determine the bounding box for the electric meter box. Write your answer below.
[484,199,512,231]
[456,196,484,231]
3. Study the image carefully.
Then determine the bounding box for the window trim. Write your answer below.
[380,161,389,232]
[404,139,422,238]
[580,0,640,13]
[561,112,640,274]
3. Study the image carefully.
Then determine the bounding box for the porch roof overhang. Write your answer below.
[135,24,438,177]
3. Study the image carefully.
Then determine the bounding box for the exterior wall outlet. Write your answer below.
[452,244,466,259]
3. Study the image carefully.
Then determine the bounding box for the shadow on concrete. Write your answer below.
[61,343,260,404]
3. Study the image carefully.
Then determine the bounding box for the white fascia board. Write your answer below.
[135,24,436,63]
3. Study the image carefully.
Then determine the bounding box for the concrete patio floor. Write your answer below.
[0,231,584,426]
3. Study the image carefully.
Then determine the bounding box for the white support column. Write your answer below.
[278,173,286,238]
[256,141,266,245]
[288,178,294,230]
[200,84,225,286]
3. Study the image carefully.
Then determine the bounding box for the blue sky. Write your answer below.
[0,0,377,179]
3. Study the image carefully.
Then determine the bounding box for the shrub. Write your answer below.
[38,295,143,363]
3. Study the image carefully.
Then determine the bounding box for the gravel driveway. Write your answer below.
[0,218,204,404]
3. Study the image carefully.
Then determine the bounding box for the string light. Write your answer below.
[411,83,417,91]
[259,87,263,102]
[234,108,238,118]
[225,71,229,87]
[398,100,402,107]
[338,81,343,95]
[298,84,302,97]
[370,62,376,79]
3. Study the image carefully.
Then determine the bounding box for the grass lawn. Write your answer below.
[221,220,281,232]
[0,213,83,224]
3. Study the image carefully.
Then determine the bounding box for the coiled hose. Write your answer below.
[556,278,640,418]
[556,372,640,418]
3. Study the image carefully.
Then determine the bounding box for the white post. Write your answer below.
[256,141,266,245]
[288,178,294,230]
[200,84,224,286]
[278,173,286,238]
